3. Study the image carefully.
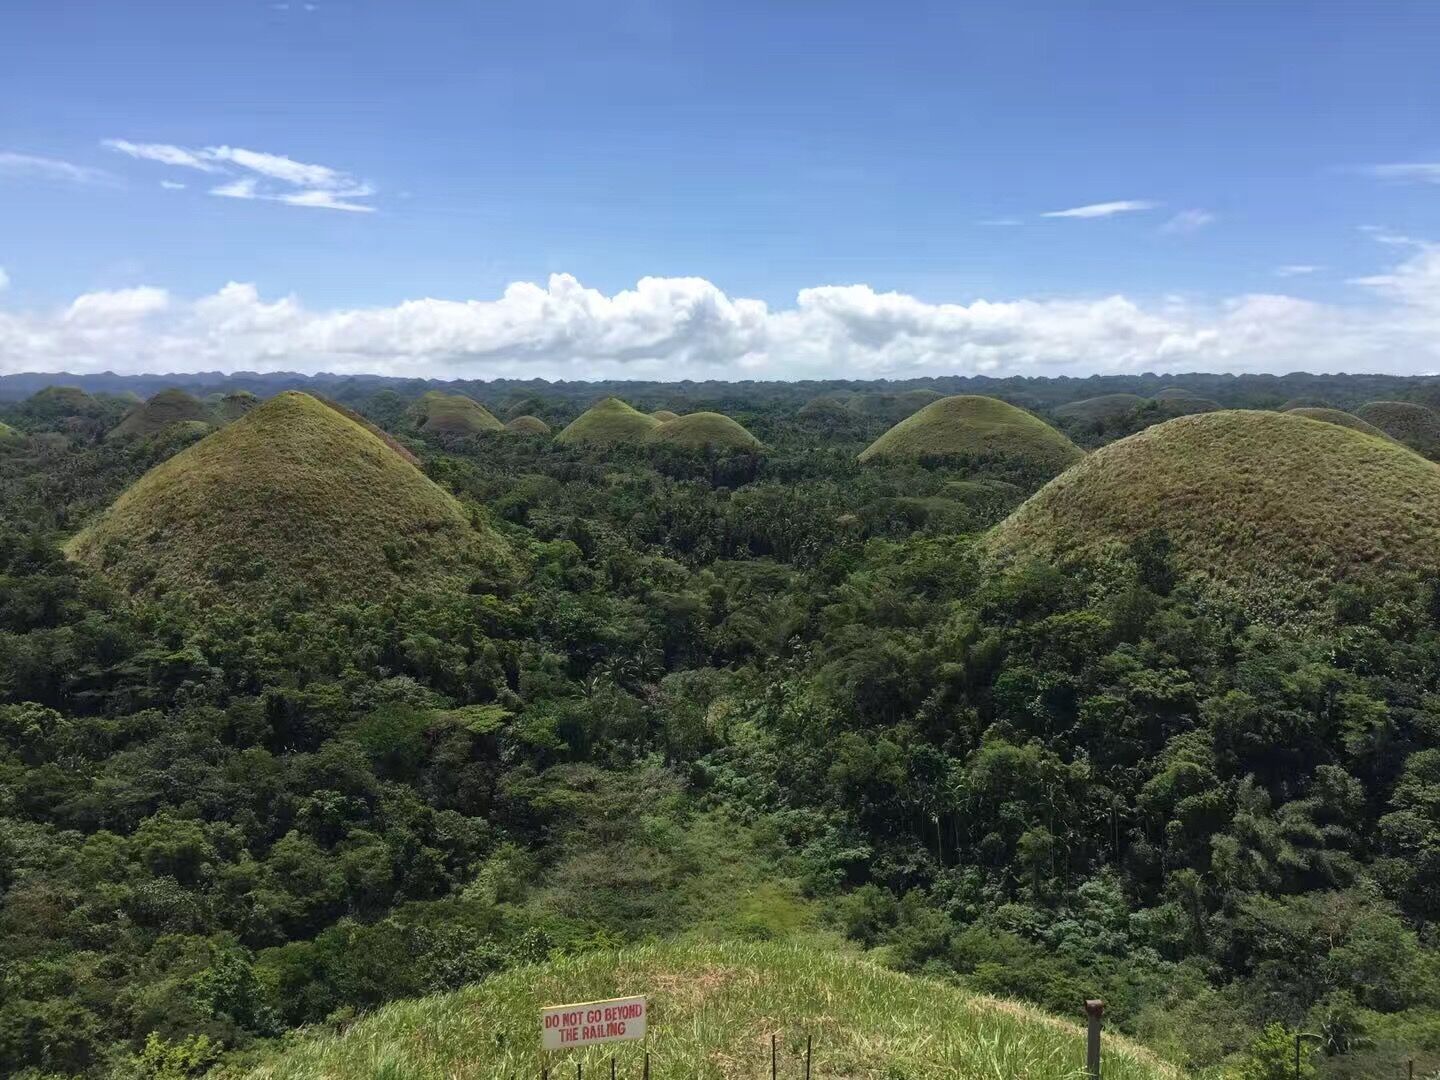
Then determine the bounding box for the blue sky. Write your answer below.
[1,1,1438,379]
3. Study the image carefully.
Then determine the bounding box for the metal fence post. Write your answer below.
[1084,999,1104,1080]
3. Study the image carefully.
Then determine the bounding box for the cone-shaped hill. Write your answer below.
[24,385,101,419]
[1286,407,1393,440]
[555,397,660,447]
[1355,401,1440,460]
[109,389,209,440]
[505,414,552,435]
[1055,393,1146,423]
[1153,388,1221,415]
[217,390,260,423]
[650,409,680,422]
[1281,397,1334,411]
[67,392,510,608]
[988,410,1440,601]
[647,411,762,450]
[859,395,1083,476]
[413,391,505,435]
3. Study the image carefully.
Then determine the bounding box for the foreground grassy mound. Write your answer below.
[859,395,1083,476]
[1356,401,1440,459]
[990,410,1440,602]
[1054,393,1146,423]
[557,398,661,447]
[414,391,505,435]
[506,414,552,435]
[109,389,209,440]
[648,411,762,450]
[237,941,1174,1080]
[1285,406,1393,440]
[316,396,421,466]
[67,391,509,608]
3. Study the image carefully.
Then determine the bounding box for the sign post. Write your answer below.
[541,995,648,1053]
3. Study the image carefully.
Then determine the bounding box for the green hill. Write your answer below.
[316,396,420,466]
[216,390,260,423]
[858,395,1084,475]
[989,410,1440,602]
[236,941,1174,1080]
[67,391,510,608]
[556,398,661,447]
[1285,406,1393,440]
[1152,388,1221,415]
[0,420,23,445]
[1355,401,1440,459]
[850,388,946,422]
[413,391,505,435]
[1054,393,1147,423]
[648,411,762,450]
[1280,397,1333,411]
[506,414,552,435]
[651,409,680,422]
[108,389,210,440]
[24,385,101,418]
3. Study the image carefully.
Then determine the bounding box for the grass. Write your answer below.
[217,390,261,423]
[1355,401,1440,459]
[506,414,553,435]
[316,396,422,466]
[1054,394,1147,422]
[25,385,99,416]
[858,395,1084,476]
[0,420,22,443]
[556,398,662,447]
[1284,406,1393,440]
[850,389,945,421]
[232,941,1176,1080]
[1152,389,1220,415]
[651,409,680,422]
[415,391,506,435]
[67,391,511,608]
[108,389,210,439]
[647,411,762,450]
[989,409,1440,603]
[1280,397,1333,411]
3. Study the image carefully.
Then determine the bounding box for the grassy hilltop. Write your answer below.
[67,391,509,607]
[236,942,1174,1080]
[1355,401,1440,459]
[557,397,662,447]
[108,389,210,440]
[414,390,506,435]
[1284,406,1394,440]
[989,409,1440,601]
[506,414,553,435]
[648,411,762,450]
[859,395,1083,476]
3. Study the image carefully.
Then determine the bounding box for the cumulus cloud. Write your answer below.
[1041,199,1158,219]
[101,139,375,211]
[1161,209,1217,234]
[3,240,1439,381]
[0,151,114,186]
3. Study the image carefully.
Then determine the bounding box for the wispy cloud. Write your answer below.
[1275,264,1322,277]
[0,151,115,186]
[1161,209,1217,234]
[1041,199,1159,219]
[1362,162,1440,184]
[101,138,376,212]
[159,180,187,190]
[977,217,1022,227]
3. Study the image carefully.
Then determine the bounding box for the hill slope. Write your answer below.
[108,389,209,439]
[1285,406,1393,440]
[1054,393,1147,423]
[648,411,762,450]
[237,941,1174,1080]
[505,414,552,435]
[859,395,1083,476]
[67,391,509,607]
[414,391,505,435]
[989,410,1440,601]
[1356,401,1440,459]
[556,398,661,447]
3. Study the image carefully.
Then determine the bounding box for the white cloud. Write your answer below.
[1363,163,1440,184]
[4,238,1440,380]
[1041,200,1159,219]
[101,139,375,211]
[977,218,1021,227]
[0,151,114,185]
[1275,264,1322,277]
[160,180,187,190]
[1161,209,1217,234]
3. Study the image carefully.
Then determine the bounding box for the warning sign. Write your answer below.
[541,995,647,1051]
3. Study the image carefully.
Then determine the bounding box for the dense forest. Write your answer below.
[2,373,1439,1079]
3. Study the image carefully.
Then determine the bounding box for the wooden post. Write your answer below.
[643,1051,650,1080]
[771,1033,777,1080]
[805,1034,812,1079]
[1084,999,1103,1080]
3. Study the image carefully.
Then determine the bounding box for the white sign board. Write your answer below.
[541,995,647,1051]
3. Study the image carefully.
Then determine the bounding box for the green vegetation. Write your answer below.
[1355,401,1440,459]
[317,395,421,465]
[990,409,1440,602]
[505,414,553,435]
[556,397,662,447]
[0,419,22,444]
[1054,393,1147,422]
[413,391,506,435]
[1285,407,1393,440]
[647,411,762,450]
[108,389,210,440]
[217,390,261,423]
[651,409,681,422]
[23,384,100,418]
[1281,397,1334,411]
[1153,389,1221,415]
[67,391,510,607]
[859,395,1083,477]
[237,942,1174,1080]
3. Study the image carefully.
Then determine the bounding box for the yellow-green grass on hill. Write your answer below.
[0,420,23,445]
[217,390,261,423]
[67,391,510,608]
[235,941,1175,1080]
[505,414,552,435]
[108,389,210,440]
[1356,401,1440,460]
[1152,388,1221,415]
[651,409,681,422]
[1054,393,1147,423]
[413,390,505,435]
[648,411,762,450]
[315,396,420,466]
[989,410,1440,603]
[25,385,100,416]
[556,397,661,447]
[1284,407,1393,441]
[1280,397,1334,411]
[859,395,1084,477]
